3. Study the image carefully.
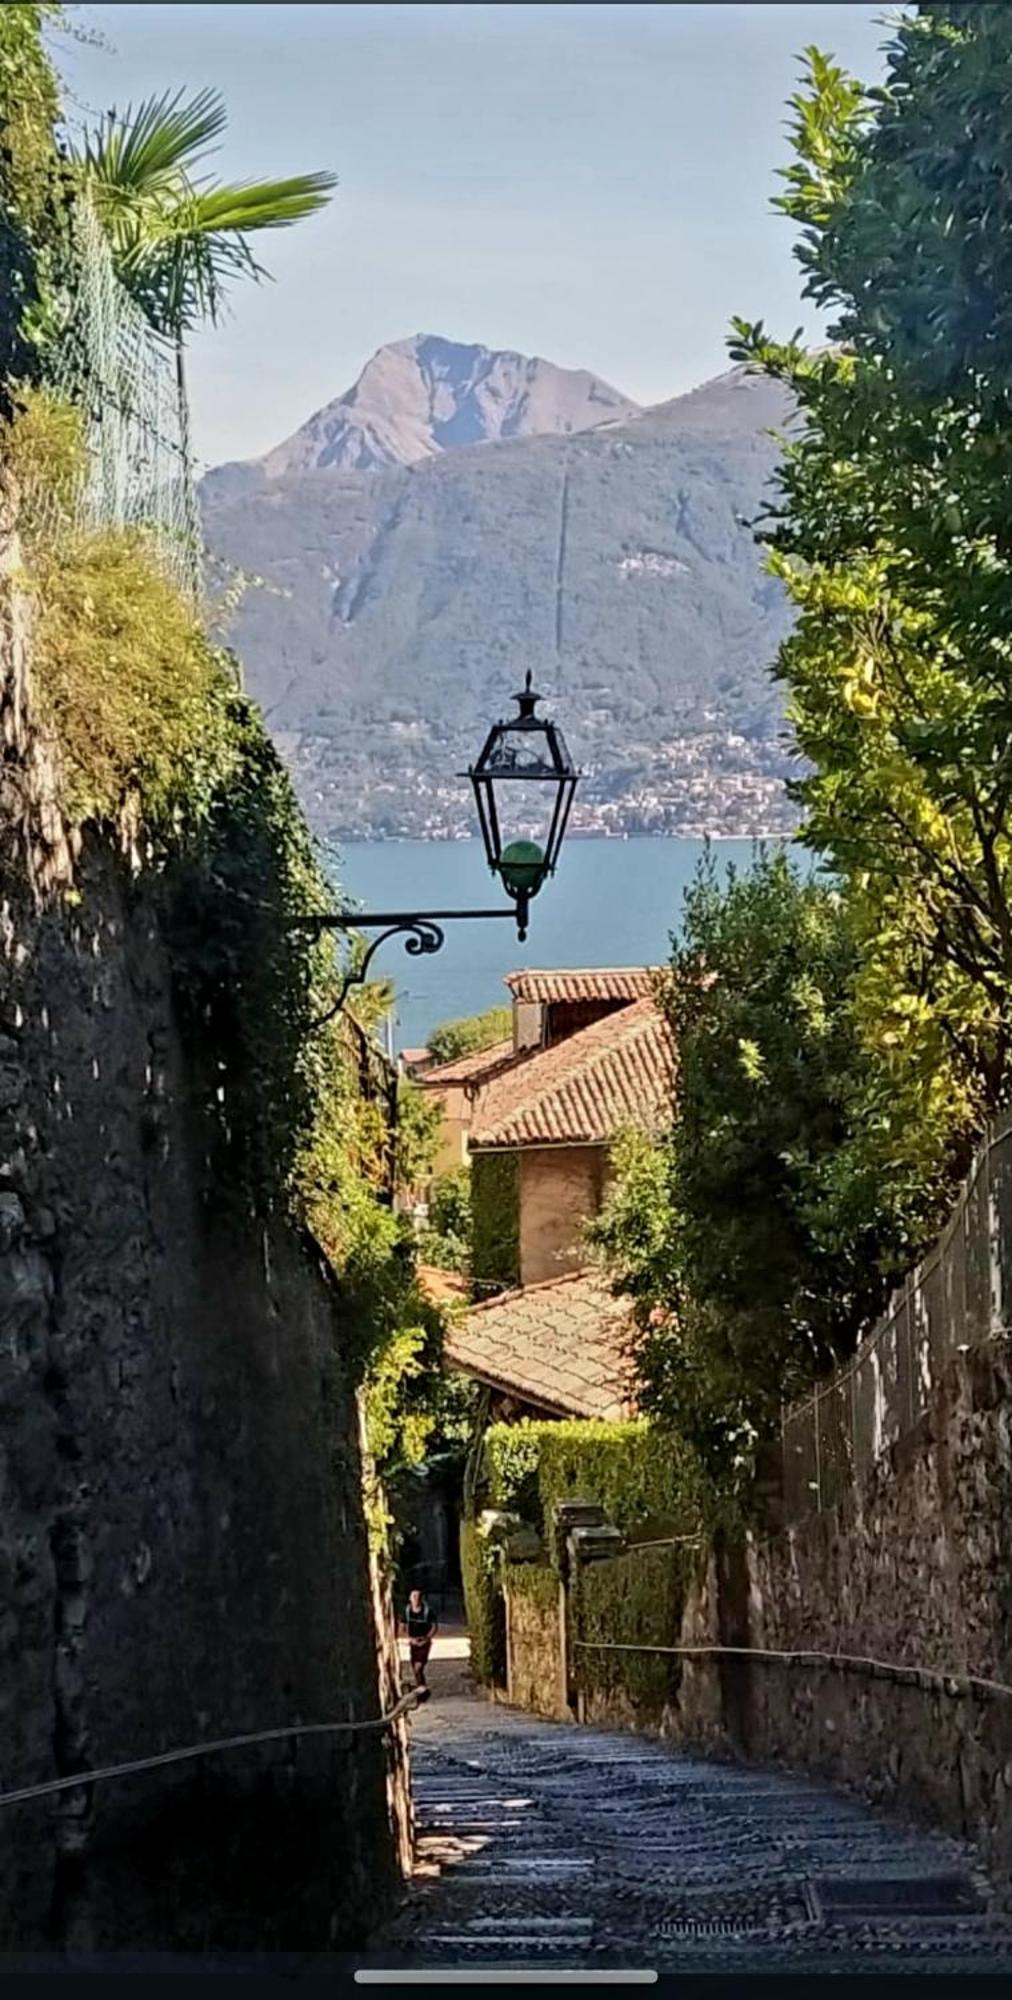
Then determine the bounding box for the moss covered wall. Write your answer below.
[0,522,404,1953]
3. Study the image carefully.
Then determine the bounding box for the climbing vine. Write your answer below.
[471,1150,520,1295]
[0,10,453,1508]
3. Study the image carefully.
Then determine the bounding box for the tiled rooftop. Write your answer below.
[419,1038,516,1089]
[468,997,673,1149]
[505,967,660,1005]
[443,1270,638,1420]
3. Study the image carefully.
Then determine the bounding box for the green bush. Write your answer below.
[460,1518,505,1687]
[427,1006,511,1065]
[573,1542,697,1709]
[471,1150,519,1295]
[486,1416,707,1567]
[417,1164,472,1273]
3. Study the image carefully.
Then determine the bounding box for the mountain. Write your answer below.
[200,344,798,843]
[203,334,640,501]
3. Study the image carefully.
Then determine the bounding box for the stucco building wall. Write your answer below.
[518,1145,606,1285]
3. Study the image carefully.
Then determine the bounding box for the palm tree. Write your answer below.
[70,88,336,543]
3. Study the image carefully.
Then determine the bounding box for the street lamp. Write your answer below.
[295,673,581,1025]
[467,672,580,943]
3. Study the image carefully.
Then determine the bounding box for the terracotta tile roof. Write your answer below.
[468,997,673,1149]
[444,1270,638,1420]
[505,967,660,1005]
[419,1038,516,1089]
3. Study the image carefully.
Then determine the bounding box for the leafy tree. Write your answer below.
[426,1005,512,1066]
[394,1073,440,1196]
[731,6,1012,1158]
[417,1165,472,1274]
[589,850,923,1477]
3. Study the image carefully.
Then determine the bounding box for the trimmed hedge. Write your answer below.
[485,1417,707,1567]
[471,1150,519,1295]
[459,1518,505,1687]
[572,1542,698,1709]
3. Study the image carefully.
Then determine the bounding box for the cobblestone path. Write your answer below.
[367,1642,1012,1976]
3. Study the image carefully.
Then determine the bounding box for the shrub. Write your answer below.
[572,1541,698,1709]
[460,1517,505,1687]
[427,1005,511,1065]
[485,1416,708,1568]
[417,1164,472,1273]
[30,523,233,832]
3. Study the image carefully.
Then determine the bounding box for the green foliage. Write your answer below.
[778,8,1012,400]
[460,1517,505,1687]
[0,4,73,398]
[586,1127,680,1318]
[394,1073,440,1195]
[70,86,336,339]
[573,1543,697,1710]
[5,390,450,1501]
[484,1416,707,1570]
[31,527,234,834]
[591,850,936,1480]
[730,6,1012,1167]
[417,1164,472,1273]
[470,1149,519,1296]
[426,1005,512,1066]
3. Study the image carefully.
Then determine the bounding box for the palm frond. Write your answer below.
[181,172,339,235]
[69,89,337,338]
[76,87,228,195]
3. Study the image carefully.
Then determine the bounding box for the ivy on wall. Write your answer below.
[0,8,459,1533]
[470,1149,520,1296]
[0,4,74,403]
[460,1518,505,1687]
[572,1542,697,1710]
[484,1416,710,1569]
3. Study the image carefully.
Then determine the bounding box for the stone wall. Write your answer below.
[562,1337,1012,1894]
[518,1146,605,1285]
[0,519,406,1950]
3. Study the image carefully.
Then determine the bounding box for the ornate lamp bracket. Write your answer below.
[290,908,517,1033]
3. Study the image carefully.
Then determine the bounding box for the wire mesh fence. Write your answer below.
[36,200,199,592]
[782,1109,1012,1521]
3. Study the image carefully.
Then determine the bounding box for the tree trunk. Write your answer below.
[175,334,202,596]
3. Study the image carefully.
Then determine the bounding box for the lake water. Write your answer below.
[332,835,788,1050]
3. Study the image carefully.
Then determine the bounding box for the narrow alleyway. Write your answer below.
[366,1629,1012,1975]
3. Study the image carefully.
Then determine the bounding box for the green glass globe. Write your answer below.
[498,838,546,896]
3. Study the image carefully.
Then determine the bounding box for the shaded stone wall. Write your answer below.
[0,518,405,1949]
[504,1567,565,1720]
[557,1340,1012,1896]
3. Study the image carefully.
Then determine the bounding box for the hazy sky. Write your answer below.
[58,3,893,470]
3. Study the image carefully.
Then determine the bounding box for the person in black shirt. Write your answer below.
[402,1587,438,1688]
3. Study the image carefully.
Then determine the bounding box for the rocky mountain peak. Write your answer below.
[255,333,641,479]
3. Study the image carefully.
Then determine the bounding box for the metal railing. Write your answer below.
[782,1110,1012,1521]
